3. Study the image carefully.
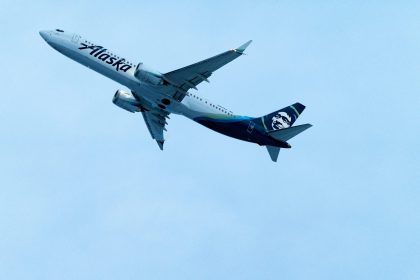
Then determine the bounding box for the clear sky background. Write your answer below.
[0,1,419,279]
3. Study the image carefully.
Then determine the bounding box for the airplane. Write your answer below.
[39,28,312,162]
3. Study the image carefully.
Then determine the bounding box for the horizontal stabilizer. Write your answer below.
[266,146,280,162]
[268,124,312,142]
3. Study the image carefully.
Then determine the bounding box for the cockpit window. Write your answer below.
[55,29,64,32]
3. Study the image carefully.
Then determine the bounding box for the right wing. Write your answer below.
[163,40,252,101]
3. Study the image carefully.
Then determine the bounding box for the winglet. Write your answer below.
[234,40,252,54]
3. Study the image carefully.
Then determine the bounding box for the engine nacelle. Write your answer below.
[112,90,140,113]
[134,63,163,85]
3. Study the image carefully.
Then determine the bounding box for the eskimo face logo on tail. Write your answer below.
[272,111,292,130]
[78,43,132,72]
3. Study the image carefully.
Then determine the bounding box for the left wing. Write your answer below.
[141,109,170,150]
[163,40,252,101]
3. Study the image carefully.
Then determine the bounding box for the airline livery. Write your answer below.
[40,29,312,162]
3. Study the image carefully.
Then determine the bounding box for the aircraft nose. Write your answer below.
[39,30,50,41]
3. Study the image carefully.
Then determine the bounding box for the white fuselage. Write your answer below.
[39,29,312,161]
[39,30,234,120]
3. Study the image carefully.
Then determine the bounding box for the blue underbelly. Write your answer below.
[194,116,284,147]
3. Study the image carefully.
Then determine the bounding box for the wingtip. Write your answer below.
[157,140,164,150]
[235,40,253,54]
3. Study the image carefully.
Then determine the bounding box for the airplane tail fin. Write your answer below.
[261,102,306,131]
[260,103,310,162]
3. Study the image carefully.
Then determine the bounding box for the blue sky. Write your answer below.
[1,1,419,279]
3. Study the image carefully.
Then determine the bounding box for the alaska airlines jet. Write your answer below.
[40,29,312,162]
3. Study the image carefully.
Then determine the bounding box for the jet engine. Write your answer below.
[134,63,163,85]
[112,90,140,113]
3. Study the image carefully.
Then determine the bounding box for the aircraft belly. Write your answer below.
[197,119,249,141]
[194,116,277,146]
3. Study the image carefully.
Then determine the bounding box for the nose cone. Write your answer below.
[39,30,50,41]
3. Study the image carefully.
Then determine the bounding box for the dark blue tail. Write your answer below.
[261,102,306,131]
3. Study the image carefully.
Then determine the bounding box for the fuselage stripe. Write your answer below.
[290,105,300,117]
[261,116,268,131]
